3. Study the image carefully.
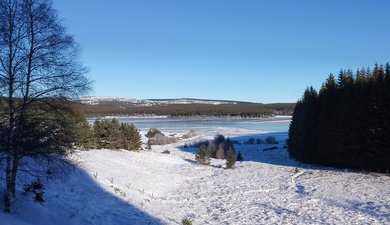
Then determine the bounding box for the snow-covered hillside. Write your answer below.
[78,96,248,106]
[1,132,390,225]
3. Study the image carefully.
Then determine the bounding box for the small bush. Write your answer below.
[263,146,279,151]
[181,129,197,139]
[237,151,243,161]
[23,180,45,204]
[265,136,278,144]
[256,138,265,144]
[182,218,192,225]
[145,128,164,138]
[148,133,178,145]
[161,150,170,154]
[195,144,210,165]
[244,138,255,145]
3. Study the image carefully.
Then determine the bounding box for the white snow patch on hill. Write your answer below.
[1,132,390,225]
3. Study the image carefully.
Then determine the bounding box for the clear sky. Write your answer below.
[54,0,390,103]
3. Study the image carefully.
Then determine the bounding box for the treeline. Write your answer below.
[77,103,295,118]
[288,63,390,171]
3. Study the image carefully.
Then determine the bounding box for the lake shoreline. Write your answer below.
[87,114,292,121]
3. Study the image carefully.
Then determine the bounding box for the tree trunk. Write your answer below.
[10,153,19,197]
[4,154,13,213]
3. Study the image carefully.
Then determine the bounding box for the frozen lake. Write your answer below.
[89,116,291,138]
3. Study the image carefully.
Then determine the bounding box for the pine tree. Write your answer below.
[120,123,142,151]
[75,121,96,149]
[195,144,210,165]
[226,147,236,169]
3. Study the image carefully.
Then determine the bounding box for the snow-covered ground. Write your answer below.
[1,131,390,225]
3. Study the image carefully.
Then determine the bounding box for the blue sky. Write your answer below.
[54,0,390,103]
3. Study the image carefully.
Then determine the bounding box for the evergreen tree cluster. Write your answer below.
[288,63,390,170]
[75,118,142,151]
[194,134,238,168]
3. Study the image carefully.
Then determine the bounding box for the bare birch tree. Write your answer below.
[0,0,90,212]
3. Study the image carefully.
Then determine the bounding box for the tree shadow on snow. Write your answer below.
[0,159,164,225]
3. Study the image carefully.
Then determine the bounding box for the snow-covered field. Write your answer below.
[1,130,390,225]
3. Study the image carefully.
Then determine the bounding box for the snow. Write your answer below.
[1,130,390,225]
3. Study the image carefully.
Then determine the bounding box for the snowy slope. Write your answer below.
[1,132,390,225]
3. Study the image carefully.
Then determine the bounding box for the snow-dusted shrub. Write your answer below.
[265,136,278,144]
[148,133,178,145]
[226,146,236,169]
[181,129,197,139]
[145,128,164,138]
[195,144,210,165]
[192,140,209,148]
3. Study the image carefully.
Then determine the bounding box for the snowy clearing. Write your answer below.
[1,131,390,225]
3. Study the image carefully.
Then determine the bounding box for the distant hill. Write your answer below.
[78,96,256,106]
[75,96,295,118]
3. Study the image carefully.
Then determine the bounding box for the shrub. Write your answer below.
[161,150,170,154]
[191,134,236,160]
[148,133,178,145]
[244,138,255,145]
[256,138,265,144]
[181,129,197,139]
[226,146,236,169]
[145,128,164,138]
[182,218,192,225]
[195,144,210,165]
[265,136,278,144]
[23,180,45,204]
[237,151,243,161]
[263,146,279,151]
